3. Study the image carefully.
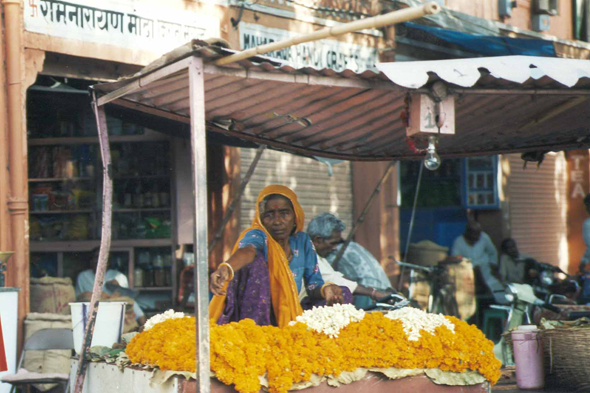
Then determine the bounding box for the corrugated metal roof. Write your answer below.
[92,45,590,161]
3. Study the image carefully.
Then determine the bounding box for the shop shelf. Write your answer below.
[29,177,94,182]
[30,209,94,214]
[30,238,173,252]
[113,208,171,213]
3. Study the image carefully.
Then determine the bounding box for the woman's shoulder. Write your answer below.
[292,231,313,244]
[244,228,266,238]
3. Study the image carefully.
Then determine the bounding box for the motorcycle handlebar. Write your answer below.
[542,303,562,314]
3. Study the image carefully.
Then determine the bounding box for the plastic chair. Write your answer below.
[482,306,509,343]
[1,328,74,393]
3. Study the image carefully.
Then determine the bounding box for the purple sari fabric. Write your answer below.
[216,252,354,326]
[217,252,274,326]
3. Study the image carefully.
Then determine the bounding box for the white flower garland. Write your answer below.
[144,309,187,331]
[290,304,365,338]
[385,307,455,341]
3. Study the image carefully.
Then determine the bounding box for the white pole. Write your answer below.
[215,2,441,66]
[188,56,211,393]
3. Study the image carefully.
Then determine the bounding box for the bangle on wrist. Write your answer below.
[320,282,335,298]
[370,288,377,300]
[218,262,235,280]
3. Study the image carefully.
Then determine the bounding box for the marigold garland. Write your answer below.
[126,313,501,393]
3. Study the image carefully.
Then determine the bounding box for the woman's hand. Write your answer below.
[210,265,232,296]
[371,289,391,301]
[323,284,344,306]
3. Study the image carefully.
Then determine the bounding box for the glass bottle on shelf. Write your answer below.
[153,254,165,287]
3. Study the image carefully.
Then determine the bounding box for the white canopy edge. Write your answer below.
[376,55,590,89]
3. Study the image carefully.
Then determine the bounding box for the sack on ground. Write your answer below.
[23,313,72,392]
[30,277,75,315]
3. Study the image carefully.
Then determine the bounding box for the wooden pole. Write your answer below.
[208,145,266,254]
[214,2,441,66]
[73,96,113,393]
[332,161,396,272]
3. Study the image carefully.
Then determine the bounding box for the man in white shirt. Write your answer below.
[306,213,392,308]
[451,221,505,303]
[76,248,146,325]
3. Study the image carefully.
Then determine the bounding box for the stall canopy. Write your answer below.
[93,41,590,161]
[87,40,590,393]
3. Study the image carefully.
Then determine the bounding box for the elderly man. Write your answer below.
[451,221,505,303]
[307,213,393,309]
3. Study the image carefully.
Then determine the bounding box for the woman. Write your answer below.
[209,185,345,327]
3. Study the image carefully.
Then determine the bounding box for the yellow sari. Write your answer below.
[209,185,304,328]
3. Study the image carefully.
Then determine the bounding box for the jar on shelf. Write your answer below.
[134,267,144,288]
[153,254,165,287]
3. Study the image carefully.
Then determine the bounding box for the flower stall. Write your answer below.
[79,0,590,390]
[72,305,499,393]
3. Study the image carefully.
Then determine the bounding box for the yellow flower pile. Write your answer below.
[126,313,501,393]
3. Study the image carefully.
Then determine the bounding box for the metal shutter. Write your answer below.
[240,148,353,235]
[506,153,569,269]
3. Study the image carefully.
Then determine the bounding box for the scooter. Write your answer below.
[493,283,566,365]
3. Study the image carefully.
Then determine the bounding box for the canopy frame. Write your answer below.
[86,46,590,393]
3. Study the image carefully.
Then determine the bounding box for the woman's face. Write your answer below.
[261,196,296,242]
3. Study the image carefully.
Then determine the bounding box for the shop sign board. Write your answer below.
[239,23,378,72]
[567,150,590,273]
[24,0,220,56]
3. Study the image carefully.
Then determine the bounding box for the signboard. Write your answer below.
[25,0,220,56]
[239,23,378,72]
[567,150,590,273]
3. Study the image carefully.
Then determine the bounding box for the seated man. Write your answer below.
[499,238,532,284]
[308,213,394,309]
[76,248,147,326]
[451,221,506,304]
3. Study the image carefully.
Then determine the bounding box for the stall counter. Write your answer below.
[69,360,490,393]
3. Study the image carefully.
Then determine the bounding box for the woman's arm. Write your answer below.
[210,245,257,296]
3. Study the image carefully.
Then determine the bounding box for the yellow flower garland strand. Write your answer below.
[126,313,501,393]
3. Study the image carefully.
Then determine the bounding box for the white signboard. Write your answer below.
[240,23,378,73]
[25,0,220,56]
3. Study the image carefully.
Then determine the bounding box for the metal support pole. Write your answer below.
[188,56,211,393]
[74,96,113,393]
[332,161,396,272]
[398,162,424,290]
[208,145,266,254]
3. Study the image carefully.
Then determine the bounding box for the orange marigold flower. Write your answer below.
[126,313,501,393]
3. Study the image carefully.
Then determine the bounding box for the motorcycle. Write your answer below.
[493,282,590,365]
[523,258,579,301]
[492,282,563,365]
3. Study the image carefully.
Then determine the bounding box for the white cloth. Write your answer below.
[75,269,144,319]
[451,232,498,268]
[299,256,359,301]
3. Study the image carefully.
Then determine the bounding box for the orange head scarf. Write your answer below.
[210,185,304,327]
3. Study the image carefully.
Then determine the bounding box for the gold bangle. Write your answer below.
[218,262,235,281]
[320,282,335,298]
